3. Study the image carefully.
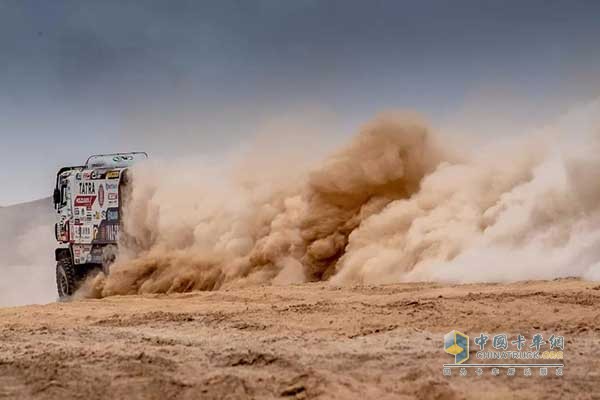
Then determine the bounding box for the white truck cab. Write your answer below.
[53,152,147,298]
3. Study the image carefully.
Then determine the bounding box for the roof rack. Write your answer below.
[85,152,149,169]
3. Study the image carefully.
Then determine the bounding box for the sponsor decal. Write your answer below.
[91,170,109,180]
[90,247,104,264]
[79,182,96,195]
[73,225,93,242]
[74,195,96,208]
[73,244,90,254]
[105,183,118,191]
[107,170,120,179]
[98,184,105,207]
[94,224,119,242]
[103,224,119,241]
[106,208,119,222]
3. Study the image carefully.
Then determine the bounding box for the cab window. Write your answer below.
[60,183,69,207]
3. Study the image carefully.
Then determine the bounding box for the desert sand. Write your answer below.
[0,278,598,399]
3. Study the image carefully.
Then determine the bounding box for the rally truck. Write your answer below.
[53,152,148,298]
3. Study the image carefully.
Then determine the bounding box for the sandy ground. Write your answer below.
[0,278,598,400]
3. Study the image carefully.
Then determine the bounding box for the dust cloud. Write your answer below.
[0,224,57,307]
[86,100,600,297]
[0,198,56,306]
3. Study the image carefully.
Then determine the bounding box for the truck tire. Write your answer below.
[56,257,76,299]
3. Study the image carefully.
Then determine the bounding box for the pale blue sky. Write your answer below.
[1,0,600,205]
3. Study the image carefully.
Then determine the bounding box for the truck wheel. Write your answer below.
[56,257,76,299]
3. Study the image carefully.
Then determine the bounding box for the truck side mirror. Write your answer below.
[53,188,61,207]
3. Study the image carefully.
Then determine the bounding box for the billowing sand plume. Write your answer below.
[85,101,600,298]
